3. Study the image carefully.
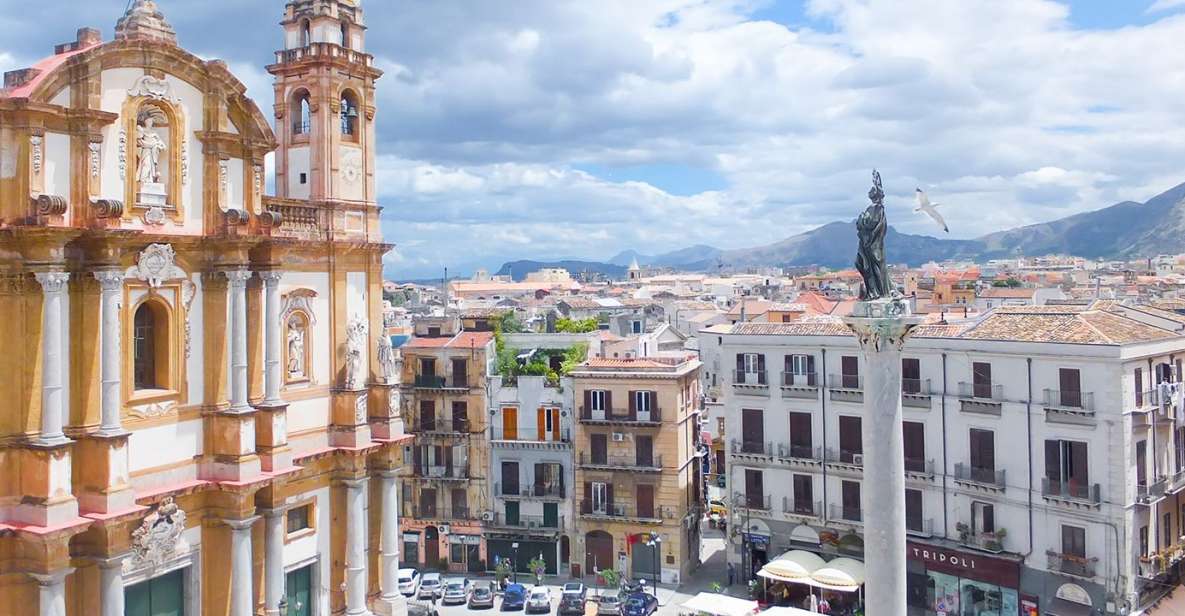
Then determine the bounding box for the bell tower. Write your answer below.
[268,0,382,204]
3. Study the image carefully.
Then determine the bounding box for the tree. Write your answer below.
[599,568,620,591]
[528,555,547,584]
[555,317,598,333]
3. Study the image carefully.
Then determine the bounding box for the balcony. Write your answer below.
[960,528,1006,553]
[487,512,565,533]
[902,378,932,409]
[907,517,934,537]
[403,505,477,521]
[412,465,471,481]
[495,482,566,500]
[274,41,375,68]
[731,439,775,460]
[490,426,572,448]
[578,500,664,524]
[409,419,471,436]
[577,452,663,472]
[1042,389,1096,425]
[1046,550,1097,579]
[1136,478,1168,505]
[958,382,1004,415]
[781,372,819,399]
[739,494,772,512]
[414,374,470,390]
[264,200,328,241]
[781,497,822,521]
[1041,478,1101,506]
[953,463,1006,490]
[775,443,823,465]
[828,504,862,524]
[824,447,864,469]
[904,457,936,478]
[578,407,663,426]
[733,370,770,395]
[828,374,863,404]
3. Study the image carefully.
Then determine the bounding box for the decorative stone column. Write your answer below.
[226,517,259,616]
[842,298,921,616]
[261,271,284,406]
[226,269,251,413]
[344,477,371,616]
[94,270,125,436]
[97,555,128,616]
[34,271,70,446]
[30,567,73,616]
[263,508,286,616]
[375,471,407,616]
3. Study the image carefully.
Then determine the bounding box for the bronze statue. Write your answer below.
[855,169,890,300]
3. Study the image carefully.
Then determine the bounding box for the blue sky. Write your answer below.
[3,0,1185,278]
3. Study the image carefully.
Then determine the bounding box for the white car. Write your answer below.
[397,568,421,597]
[526,586,552,613]
[441,578,470,605]
[417,572,443,600]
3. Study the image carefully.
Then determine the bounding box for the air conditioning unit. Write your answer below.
[481,511,494,522]
[439,524,451,534]
[612,433,625,442]
[852,454,865,466]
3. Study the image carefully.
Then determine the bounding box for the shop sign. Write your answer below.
[743,533,770,547]
[402,532,420,542]
[906,541,1020,587]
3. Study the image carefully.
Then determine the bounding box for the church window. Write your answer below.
[133,300,169,391]
[340,91,359,138]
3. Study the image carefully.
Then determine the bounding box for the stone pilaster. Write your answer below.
[30,567,73,616]
[226,517,258,616]
[97,554,128,616]
[343,477,371,616]
[263,508,286,616]
[261,271,284,406]
[226,269,251,413]
[34,271,70,446]
[93,270,125,436]
[374,470,407,616]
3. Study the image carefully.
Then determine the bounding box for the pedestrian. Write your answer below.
[727,562,735,586]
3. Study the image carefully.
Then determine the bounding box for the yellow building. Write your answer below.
[0,2,408,615]
[398,316,494,573]
[571,356,705,585]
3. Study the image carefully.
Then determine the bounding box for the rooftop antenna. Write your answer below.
[443,266,449,309]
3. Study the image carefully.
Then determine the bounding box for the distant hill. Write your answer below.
[495,260,627,281]
[609,244,723,270]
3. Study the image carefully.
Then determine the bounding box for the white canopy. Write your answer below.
[758,550,827,582]
[679,592,760,616]
[805,557,865,592]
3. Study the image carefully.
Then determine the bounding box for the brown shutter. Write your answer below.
[1136,368,1144,406]
[537,407,546,440]
[1070,441,1088,485]
[551,408,561,441]
[807,355,816,385]
[606,483,614,510]
[637,485,655,519]
[605,391,613,416]
[757,354,767,384]
[628,390,637,420]
[584,389,592,415]
[1045,440,1061,482]
[584,482,591,512]
[736,353,745,375]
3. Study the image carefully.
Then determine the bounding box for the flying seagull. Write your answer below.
[915,188,948,233]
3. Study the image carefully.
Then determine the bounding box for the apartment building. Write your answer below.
[711,305,1185,615]
[399,316,495,572]
[571,356,705,585]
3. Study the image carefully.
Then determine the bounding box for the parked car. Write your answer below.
[407,600,439,616]
[562,582,587,599]
[397,568,421,597]
[708,498,727,517]
[469,581,496,609]
[622,593,659,616]
[596,593,624,616]
[559,592,587,615]
[526,586,552,613]
[502,583,527,611]
[441,578,470,605]
[417,572,443,600]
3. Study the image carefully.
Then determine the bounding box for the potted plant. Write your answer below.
[600,568,620,595]
[495,559,512,589]
[528,555,547,585]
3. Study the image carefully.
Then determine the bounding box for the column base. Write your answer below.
[254,402,293,472]
[15,442,79,527]
[74,431,136,515]
[368,383,403,440]
[200,409,262,482]
[330,389,373,448]
[373,594,408,616]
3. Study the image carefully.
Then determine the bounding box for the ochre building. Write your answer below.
[0,1,409,615]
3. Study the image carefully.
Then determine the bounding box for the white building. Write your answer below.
[711,305,1185,615]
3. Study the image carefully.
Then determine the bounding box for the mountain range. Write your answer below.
[496,181,1185,276]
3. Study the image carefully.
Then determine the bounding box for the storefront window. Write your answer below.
[930,571,961,614]
[958,578,1018,616]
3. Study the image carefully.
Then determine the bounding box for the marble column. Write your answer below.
[227,517,259,616]
[226,270,251,413]
[843,300,921,616]
[30,567,72,616]
[344,478,371,616]
[263,508,286,616]
[34,271,70,446]
[94,270,125,436]
[97,555,128,616]
[261,271,284,406]
[376,471,407,615]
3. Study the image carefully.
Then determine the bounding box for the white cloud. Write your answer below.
[1147,0,1185,14]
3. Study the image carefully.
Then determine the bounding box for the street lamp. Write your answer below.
[512,542,520,584]
[647,533,662,591]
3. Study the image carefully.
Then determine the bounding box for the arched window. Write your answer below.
[291,90,311,136]
[300,19,311,47]
[133,301,167,390]
[340,91,359,138]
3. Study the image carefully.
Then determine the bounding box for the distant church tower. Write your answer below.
[628,257,641,281]
[268,0,382,204]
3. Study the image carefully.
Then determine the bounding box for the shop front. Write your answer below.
[487,536,560,575]
[448,533,485,573]
[906,540,1024,616]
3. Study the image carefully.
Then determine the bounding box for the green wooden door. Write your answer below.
[285,565,313,616]
[125,569,184,616]
[505,501,520,526]
[543,502,558,528]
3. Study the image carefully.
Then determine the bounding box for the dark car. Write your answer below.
[559,593,588,615]
[621,593,659,616]
[502,583,527,611]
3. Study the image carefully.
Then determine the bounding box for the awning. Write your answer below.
[805,557,865,592]
[1046,597,1092,616]
[758,550,827,582]
[678,592,759,616]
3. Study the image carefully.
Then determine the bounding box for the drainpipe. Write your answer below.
[1026,357,1034,556]
[941,353,949,538]
[821,347,829,523]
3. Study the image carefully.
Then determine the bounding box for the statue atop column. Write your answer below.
[855,169,890,301]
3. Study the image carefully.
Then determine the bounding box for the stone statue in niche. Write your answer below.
[377,333,398,384]
[136,107,168,209]
[344,318,367,390]
[287,315,306,379]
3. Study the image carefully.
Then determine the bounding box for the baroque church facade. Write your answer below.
[0,1,408,615]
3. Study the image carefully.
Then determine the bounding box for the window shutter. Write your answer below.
[629,391,637,416]
[606,484,614,510]
[1044,440,1061,482]
[807,355,816,385]
[736,354,745,375]
[584,481,591,510]
[1136,368,1144,406]
[537,407,545,439]
[584,389,592,414]
[1070,441,1088,484]
[605,391,613,415]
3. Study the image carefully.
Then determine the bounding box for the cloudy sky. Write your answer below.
[4,1,1185,278]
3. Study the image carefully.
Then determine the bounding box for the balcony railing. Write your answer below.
[1136,478,1168,504]
[275,41,375,68]
[829,374,863,390]
[907,517,934,536]
[409,419,471,434]
[488,512,566,532]
[958,382,1003,401]
[781,496,821,518]
[412,465,470,480]
[824,447,864,467]
[495,482,566,499]
[1046,550,1097,578]
[961,529,1006,553]
[579,407,663,424]
[1043,389,1094,411]
[777,443,821,462]
[953,463,1006,488]
[828,504,862,523]
[414,374,469,389]
[577,452,663,471]
[402,505,477,521]
[902,378,931,395]
[781,372,818,387]
[490,426,572,443]
[740,494,772,511]
[264,200,327,241]
[733,370,769,387]
[1042,478,1101,504]
[731,438,774,457]
[578,500,663,522]
[904,457,935,476]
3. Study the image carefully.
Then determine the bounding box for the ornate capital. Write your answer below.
[843,300,922,353]
[34,271,70,293]
[223,516,260,531]
[223,269,251,287]
[93,270,126,291]
[259,271,283,286]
